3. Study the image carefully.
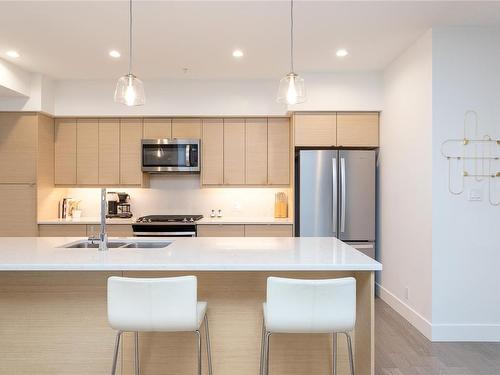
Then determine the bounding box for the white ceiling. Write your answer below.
[1,1,500,80]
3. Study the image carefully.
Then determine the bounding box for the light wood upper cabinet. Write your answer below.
[143,118,172,139]
[55,118,77,185]
[0,184,37,236]
[294,113,337,147]
[172,118,201,139]
[268,118,290,185]
[223,119,246,185]
[120,119,143,185]
[98,119,120,185]
[76,119,99,185]
[0,113,37,184]
[337,112,379,147]
[245,118,268,185]
[201,119,224,185]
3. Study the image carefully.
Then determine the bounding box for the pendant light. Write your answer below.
[114,0,145,106]
[277,0,306,105]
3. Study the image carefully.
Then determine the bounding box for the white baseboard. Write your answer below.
[375,282,433,340]
[376,283,500,342]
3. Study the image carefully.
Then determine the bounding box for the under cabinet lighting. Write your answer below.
[109,50,121,58]
[232,49,244,58]
[336,49,349,57]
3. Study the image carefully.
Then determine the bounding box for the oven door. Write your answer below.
[132,224,197,237]
[142,139,200,173]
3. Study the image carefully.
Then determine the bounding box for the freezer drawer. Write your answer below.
[345,242,375,259]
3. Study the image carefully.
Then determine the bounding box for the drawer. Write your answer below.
[87,224,133,237]
[38,224,87,237]
[244,224,293,237]
[196,224,245,237]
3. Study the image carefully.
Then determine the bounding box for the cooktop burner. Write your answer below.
[136,215,203,223]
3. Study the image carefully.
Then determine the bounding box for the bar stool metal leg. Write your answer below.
[264,332,272,375]
[195,330,202,375]
[259,320,265,375]
[332,332,337,375]
[345,332,355,375]
[134,331,140,375]
[111,331,122,375]
[204,315,213,375]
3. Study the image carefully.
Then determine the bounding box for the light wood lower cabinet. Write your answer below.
[197,224,245,237]
[38,224,87,237]
[38,224,133,237]
[197,224,293,237]
[244,224,293,237]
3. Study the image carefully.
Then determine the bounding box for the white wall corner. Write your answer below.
[0,57,31,97]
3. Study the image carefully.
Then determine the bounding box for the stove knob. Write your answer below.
[147,219,152,223]
[182,217,188,222]
[189,217,194,222]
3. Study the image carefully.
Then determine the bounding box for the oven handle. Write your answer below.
[133,231,196,237]
[185,145,190,167]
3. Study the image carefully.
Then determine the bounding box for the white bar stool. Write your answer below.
[107,276,213,375]
[260,277,356,375]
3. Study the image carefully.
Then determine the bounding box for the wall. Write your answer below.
[53,72,383,116]
[0,57,31,97]
[65,175,291,219]
[378,30,433,338]
[0,73,55,113]
[432,27,500,341]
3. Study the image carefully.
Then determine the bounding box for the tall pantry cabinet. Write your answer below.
[0,113,58,236]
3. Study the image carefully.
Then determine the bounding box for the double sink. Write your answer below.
[60,239,172,249]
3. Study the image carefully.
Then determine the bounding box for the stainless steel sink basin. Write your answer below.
[59,239,172,249]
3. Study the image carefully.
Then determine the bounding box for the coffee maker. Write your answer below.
[106,192,133,218]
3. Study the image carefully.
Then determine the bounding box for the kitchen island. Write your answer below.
[0,237,381,375]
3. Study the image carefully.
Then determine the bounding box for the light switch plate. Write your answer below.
[468,188,483,201]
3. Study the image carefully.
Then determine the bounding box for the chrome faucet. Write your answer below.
[98,188,108,251]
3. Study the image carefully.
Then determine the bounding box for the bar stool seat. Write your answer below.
[107,276,212,375]
[260,276,356,375]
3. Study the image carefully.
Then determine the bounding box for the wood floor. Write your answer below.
[375,299,500,375]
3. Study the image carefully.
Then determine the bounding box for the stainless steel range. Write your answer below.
[132,215,203,237]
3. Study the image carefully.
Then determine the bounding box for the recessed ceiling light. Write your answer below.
[6,50,20,58]
[109,50,121,58]
[232,49,244,58]
[336,49,349,58]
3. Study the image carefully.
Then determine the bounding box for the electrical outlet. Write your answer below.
[404,287,410,301]
[468,188,483,201]
[233,202,241,211]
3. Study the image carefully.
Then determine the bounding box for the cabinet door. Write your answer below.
[0,113,37,183]
[55,119,77,184]
[0,184,36,236]
[337,113,379,147]
[244,224,293,237]
[223,118,245,185]
[294,113,336,146]
[268,118,290,185]
[38,224,87,237]
[172,118,201,138]
[197,225,245,237]
[120,119,143,185]
[99,119,120,185]
[77,119,99,185]
[201,119,224,185]
[143,118,172,139]
[245,118,268,185]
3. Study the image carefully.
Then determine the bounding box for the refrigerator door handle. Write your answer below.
[332,157,337,235]
[340,157,346,233]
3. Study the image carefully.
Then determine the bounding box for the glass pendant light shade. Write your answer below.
[277,72,306,105]
[114,74,145,106]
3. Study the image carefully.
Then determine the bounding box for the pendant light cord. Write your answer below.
[128,0,133,74]
[290,0,294,73]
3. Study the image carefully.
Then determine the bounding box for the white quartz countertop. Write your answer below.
[38,217,293,225]
[0,237,381,271]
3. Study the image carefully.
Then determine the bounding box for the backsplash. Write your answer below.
[65,175,291,218]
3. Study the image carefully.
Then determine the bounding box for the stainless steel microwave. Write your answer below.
[141,139,200,173]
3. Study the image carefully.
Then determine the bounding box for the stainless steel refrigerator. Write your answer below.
[295,149,376,258]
